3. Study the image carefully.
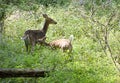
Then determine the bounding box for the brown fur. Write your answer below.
[49,36,73,52]
[22,14,57,53]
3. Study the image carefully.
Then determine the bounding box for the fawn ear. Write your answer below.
[43,14,48,18]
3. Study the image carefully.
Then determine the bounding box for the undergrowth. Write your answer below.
[0,3,119,83]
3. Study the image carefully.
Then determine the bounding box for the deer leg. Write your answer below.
[37,36,47,45]
[31,42,36,52]
[24,40,29,52]
[69,44,72,53]
[25,43,28,52]
[43,41,49,46]
[61,47,65,52]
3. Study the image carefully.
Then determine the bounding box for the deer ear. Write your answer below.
[43,14,48,18]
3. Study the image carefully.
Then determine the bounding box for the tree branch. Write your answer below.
[0,68,49,78]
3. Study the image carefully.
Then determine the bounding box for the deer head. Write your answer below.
[43,14,57,24]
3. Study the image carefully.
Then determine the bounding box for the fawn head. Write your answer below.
[43,14,57,24]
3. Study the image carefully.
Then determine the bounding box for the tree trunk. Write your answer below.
[0,7,5,42]
[0,21,4,42]
[0,68,49,78]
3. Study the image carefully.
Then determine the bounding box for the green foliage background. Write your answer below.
[0,0,120,82]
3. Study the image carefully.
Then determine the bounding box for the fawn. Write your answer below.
[21,14,57,53]
[49,35,74,53]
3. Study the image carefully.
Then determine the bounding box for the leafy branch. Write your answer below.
[79,3,120,72]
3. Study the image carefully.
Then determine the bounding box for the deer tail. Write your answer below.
[21,34,29,40]
[69,35,74,42]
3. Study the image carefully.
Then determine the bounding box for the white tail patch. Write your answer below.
[21,35,28,40]
[69,35,74,42]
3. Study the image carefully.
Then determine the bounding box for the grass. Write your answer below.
[0,4,119,83]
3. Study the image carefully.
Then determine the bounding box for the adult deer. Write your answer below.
[22,14,57,53]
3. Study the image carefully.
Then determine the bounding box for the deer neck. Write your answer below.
[42,20,49,34]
